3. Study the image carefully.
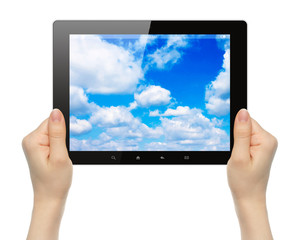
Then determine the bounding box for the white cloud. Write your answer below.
[101,107,163,139]
[106,123,163,140]
[216,35,230,51]
[107,126,143,139]
[89,106,134,128]
[149,106,191,117]
[148,49,181,69]
[70,86,97,115]
[127,101,138,111]
[149,109,160,116]
[205,49,230,116]
[70,137,141,151]
[161,117,206,141]
[70,35,143,94]
[70,116,92,135]
[147,35,189,69]
[155,108,229,150]
[71,104,228,150]
[88,103,164,140]
[134,85,171,107]
[143,141,197,151]
[98,132,112,142]
[132,35,157,51]
[211,117,224,127]
[140,124,163,138]
[166,35,188,48]
[101,139,140,151]
[70,138,90,151]
[205,97,230,116]
[144,137,229,151]
[71,101,164,150]
[144,141,180,151]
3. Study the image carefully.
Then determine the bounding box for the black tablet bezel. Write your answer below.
[53,20,247,164]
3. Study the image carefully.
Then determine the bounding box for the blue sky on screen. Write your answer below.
[69,34,230,151]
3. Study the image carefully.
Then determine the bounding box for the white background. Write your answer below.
[0,0,299,239]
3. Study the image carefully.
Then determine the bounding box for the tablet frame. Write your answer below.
[53,20,247,164]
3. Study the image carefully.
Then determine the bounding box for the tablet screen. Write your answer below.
[69,34,230,151]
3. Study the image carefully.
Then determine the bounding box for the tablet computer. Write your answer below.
[53,20,247,164]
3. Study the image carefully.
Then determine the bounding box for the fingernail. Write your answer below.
[238,109,249,122]
[51,109,62,122]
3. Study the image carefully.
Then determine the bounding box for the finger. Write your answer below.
[251,118,278,161]
[22,118,49,155]
[48,109,68,160]
[34,118,49,135]
[251,118,264,135]
[249,118,265,147]
[232,109,252,160]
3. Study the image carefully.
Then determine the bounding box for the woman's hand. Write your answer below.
[227,109,278,240]
[22,109,73,240]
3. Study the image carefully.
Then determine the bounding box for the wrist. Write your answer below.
[27,196,67,240]
[32,197,66,225]
[233,197,273,240]
[32,196,66,227]
[33,197,66,212]
[33,192,68,208]
[34,194,66,205]
[234,197,267,220]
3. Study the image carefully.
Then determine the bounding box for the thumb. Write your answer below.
[232,109,252,160]
[48,109,68,160]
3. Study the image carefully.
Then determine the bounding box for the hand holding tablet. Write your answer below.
[22,108,276,240]
[53,20,247,164]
